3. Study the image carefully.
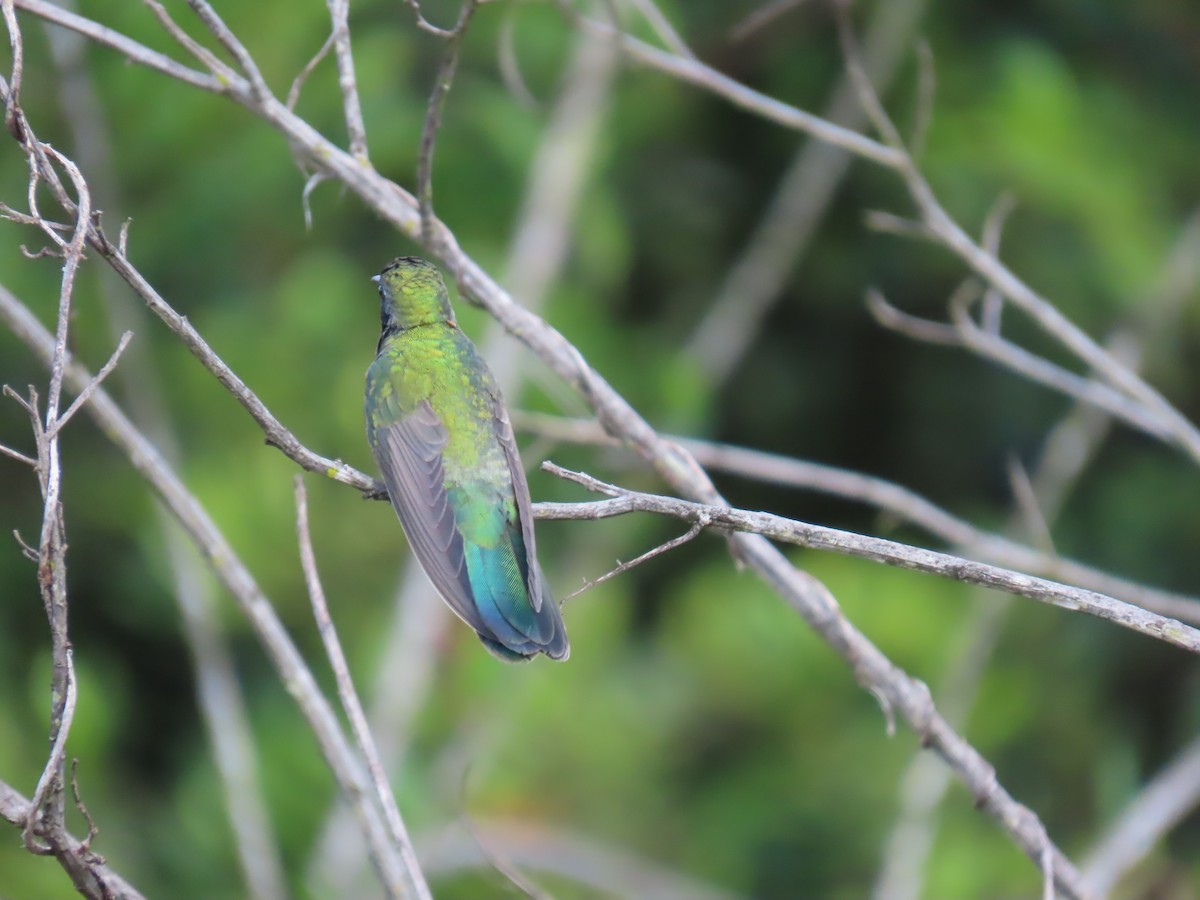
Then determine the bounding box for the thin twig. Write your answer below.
[48,330,131,438]
[325,0,368,160]
[294,477,432,900]
[563,519,705,602]
[417,0,480,247]
[140,0,232,85]
[419,818,748,900]
[92,235,379,492]
[403,0,455,37]
[182,0,273,101]
[22,648,76,852]
[831,3,907,151]
[287,31,335,110]
[14,527,38,560]
[0,438,37,467]
[622,0,693,59]
[15,0,212,90]
[864,209,937,241]
[568,8,905,169]
[462,816,554,900]
[866,287,961,345]
[1005,456,1055,556]
[1082,733,1200,895]
[4,111,94,869]
[729,0,811,43]
[69,759,98,851]
[978,192,1017,332]
[2,0,25,142]
[907,38,935,160]
[497,7,538,108]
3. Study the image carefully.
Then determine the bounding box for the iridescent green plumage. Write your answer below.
[364,257,568,661]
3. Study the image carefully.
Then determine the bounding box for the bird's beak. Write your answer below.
[371,274,381,285]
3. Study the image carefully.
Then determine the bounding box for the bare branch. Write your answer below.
[325,0,368,160]
[729,0,811,43]
[907,38,935,159]
[516,411,1200,625]
[0,438,36,467]
[417,1,481,246]
[1082,733,1200,895]
[563,519,705,602]
[69,759,98,851]
[497,8,538,108]
[538,462,1200,656]
[864,208,937,241]
[420,818,748,900]
[402,0,456,38]
[181,0,273,101]
[23,649,76,851]
[621,0,694,59]
[978,191,1017,332]
[1005,456,1055,555]
[14,0,217,90]
[2,0,25,140]
[139,0,231,83]
[47,330,131,438]
[0,78,97,867]
[875,204,1200,900]
[568,9,905,168]
[93,237,378,492]
[294,478,432,900]
[287,31,335,110]
[0,779,145,900]
[867,285,962,346]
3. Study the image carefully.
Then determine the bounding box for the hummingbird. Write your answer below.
[365,257,569,661]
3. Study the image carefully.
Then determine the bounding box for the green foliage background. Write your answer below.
[1,0,1199,897]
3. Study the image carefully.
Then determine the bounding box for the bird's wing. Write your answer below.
[490,391,568,659]
[490,391,545,613]
[370,399,489,634]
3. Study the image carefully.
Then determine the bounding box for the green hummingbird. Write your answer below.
[365,257,569,661]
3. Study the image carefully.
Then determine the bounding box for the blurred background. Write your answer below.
[2,0,1200,897]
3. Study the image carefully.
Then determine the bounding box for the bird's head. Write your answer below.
[373,257,456,332]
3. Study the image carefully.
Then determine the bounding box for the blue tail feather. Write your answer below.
[463,540,565,659]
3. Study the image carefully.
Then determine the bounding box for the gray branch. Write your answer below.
[0,780,145,900]
[536,464,1200,656]
[516,412,1200,625]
